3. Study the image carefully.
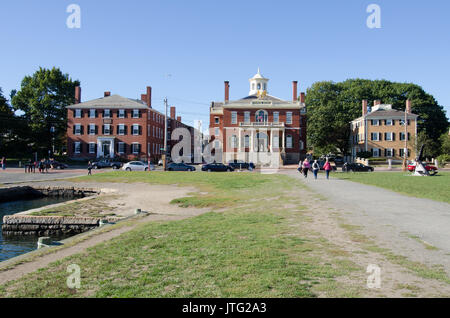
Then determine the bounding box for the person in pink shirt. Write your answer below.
[302,158,311,178]
[323,158,332,180]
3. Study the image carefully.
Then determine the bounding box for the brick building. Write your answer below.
[209,69,307,166]
[66,86,193,162]
[350,99,418,160]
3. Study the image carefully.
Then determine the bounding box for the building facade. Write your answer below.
[66,86,193,162]
[350,99,418,160]
[209,69,307,166]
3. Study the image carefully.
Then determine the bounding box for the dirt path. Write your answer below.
[0,181,207,285]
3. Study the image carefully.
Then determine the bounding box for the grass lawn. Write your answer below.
[0,172,361,297]
[334,171,450,203]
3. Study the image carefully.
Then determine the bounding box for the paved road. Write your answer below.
[282,169,450,273]
[0,168,95,185]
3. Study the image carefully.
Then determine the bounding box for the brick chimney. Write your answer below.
[170,106,176,119]
[177,116,181,122]
[374,100,381,106]
[141,94,147,104]
[224,81,230,103]
[75,86,81,104]
[292,81,298,102]
[362,99,368,116]
[300,92,305,104]
[406,99,412,114]
[104,91,111,97]
[146,86,152,108]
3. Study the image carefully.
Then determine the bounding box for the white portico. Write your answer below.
[97,137,115,158]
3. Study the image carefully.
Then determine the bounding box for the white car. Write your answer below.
[122,161,154,171]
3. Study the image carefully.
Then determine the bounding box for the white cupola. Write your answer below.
[249,68,269,95]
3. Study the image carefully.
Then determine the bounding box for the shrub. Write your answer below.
[437,154,450,167]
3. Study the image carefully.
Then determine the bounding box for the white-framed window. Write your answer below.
[371,132,379,141]
[231,111,237,124]
[132,124,140,135]
[255,110,268,123]
[132,143,140,154]
[244,135,250,148]
[89,143,96,154]
[104,124,111,135]
[286,135,293,148]
[74,142,81,154]
[230,135,237,148]
[74,124,81,135]
[104,109,111,118]
[214,127,220,137]
[385,119,393,126]
[215,117,220,124]
[286,112,293,124]
[118,142,125,154]
[371,120,379,126]
[273,112,279,123]
[214,140,221,149]
[385,132,393,141]
[133,109,139,118]
[118,124,125,135]
[244,111,250,123]
[119,109,125,118]
[299,140,304,150]
[372,148,380,157]
[89,124,96,135]
[386,148,394,157]
[400,132,410,141]
[89,109,96,118]
[75,109,82,118]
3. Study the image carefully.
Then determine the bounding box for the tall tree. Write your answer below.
[306,79,449,156]
[12,67,80,154]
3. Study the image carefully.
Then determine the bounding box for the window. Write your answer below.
[299,140,304,150]
[244,112,250,123]
[132,143,140,154]
[89,109,96,118]
[286,112,293,124]
[214,140,221,149]
[371,120,379,126]
[399,148,410,157]
[89,143,96,154]
[104,124,111,135]
[386,148,394,157]
[118,142,125,154]
[215,117,220,124]
[132,124,140,136]
[104,109,111,118]
[257,83,261,90]
[231,112,237,124]
[89,124,96,135]
[244,135,250,148]
[74,124,81,135]
[119,109,125,118]
[118,124,125,135]
[371,132,379,141]
[74,142,81,154]
[385,119,393,126]
[372,148,380,157]
[385,132,394,141]
[214,128,220,137]
[75,109,81,118]
[230,135,237,148]
[252,83,255,90]
[255,110,268,122]
[263,83,267,90]
[286,135,293,148]
[133,109,139,118]
[273,112,279,123]
[400,132,410,141]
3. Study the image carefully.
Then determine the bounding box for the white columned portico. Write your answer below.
[281,130,285,151]
[97,137,115,158]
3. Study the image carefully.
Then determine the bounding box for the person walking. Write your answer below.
[323,158,332,180]
[312,160,320,180]
[297,160,303,174]
[1,157,5,171]
[302,158,310,178]
[87,161,92,176]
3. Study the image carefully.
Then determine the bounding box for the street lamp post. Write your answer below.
[163,97,168,171]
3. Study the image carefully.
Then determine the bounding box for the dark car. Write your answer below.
[227,160,255,170]
[50,160,68,170]
[92,159,123,170]
[167,163,196,171]
[201,163,234,172]
[342,163,374,172]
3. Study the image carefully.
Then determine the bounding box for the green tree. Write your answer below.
[306,79,449,156]
[440,132,450,155]
[11,67,80,154]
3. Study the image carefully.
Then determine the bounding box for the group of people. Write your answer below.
[25,158,55,173]
[298,158,333,180]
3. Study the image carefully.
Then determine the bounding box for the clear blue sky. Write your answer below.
[1,0,449,128]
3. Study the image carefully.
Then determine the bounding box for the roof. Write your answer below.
[210,94,304,110]
[352,108,419,122]
[66,95,149,109]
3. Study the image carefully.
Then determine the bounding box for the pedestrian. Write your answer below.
[1,157,5,171]
[323,158,332,180]
[302,158,310,178]
[312,160,320,179]
[297,160,303,174]
[87,161,92,176]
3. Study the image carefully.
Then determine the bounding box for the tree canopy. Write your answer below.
[11,67,80,153]
[306,79,449,156]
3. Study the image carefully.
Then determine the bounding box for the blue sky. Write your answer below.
[1,0,449,128]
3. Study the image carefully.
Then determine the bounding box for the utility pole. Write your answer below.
[163,97,168,171]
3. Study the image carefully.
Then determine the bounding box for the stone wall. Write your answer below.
[0,186,99,203]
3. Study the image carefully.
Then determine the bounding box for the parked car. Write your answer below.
[92,159,123,170]
[227,160,255,170]
[50,160,68,170]
[407,161,438,175]
[201,163,234,172]
[342,163,374,172]
[122,161,154,171]
[167,163,196,171]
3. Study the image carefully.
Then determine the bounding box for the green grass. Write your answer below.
[335,171,450,203]
[0,172,361,298]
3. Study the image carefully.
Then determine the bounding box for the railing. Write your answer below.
[239,122,285,127]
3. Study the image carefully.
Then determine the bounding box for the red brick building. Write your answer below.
[66,86,192,162]
[209,69,307,166]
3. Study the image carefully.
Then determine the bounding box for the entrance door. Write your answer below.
[102,141,111,158]
[256,132,268,152]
